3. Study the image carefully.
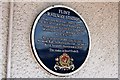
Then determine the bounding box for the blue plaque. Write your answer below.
[31,5,90,76]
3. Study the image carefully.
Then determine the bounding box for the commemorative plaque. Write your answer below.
[31,5,90,76]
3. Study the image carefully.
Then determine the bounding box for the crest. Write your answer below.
[54,53,75,71]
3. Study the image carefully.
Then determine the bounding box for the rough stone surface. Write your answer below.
[1,2,118,78]
[0,2,9,79]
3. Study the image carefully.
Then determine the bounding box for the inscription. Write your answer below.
[59,9,70,15]
[38,11,86,50]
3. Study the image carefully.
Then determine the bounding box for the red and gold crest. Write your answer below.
[54,53,75,71]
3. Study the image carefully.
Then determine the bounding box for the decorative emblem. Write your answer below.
[54,53,75,71]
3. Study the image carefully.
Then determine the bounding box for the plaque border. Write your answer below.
[31,5,91,76]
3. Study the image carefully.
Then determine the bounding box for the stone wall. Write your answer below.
[0,2,118,78]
